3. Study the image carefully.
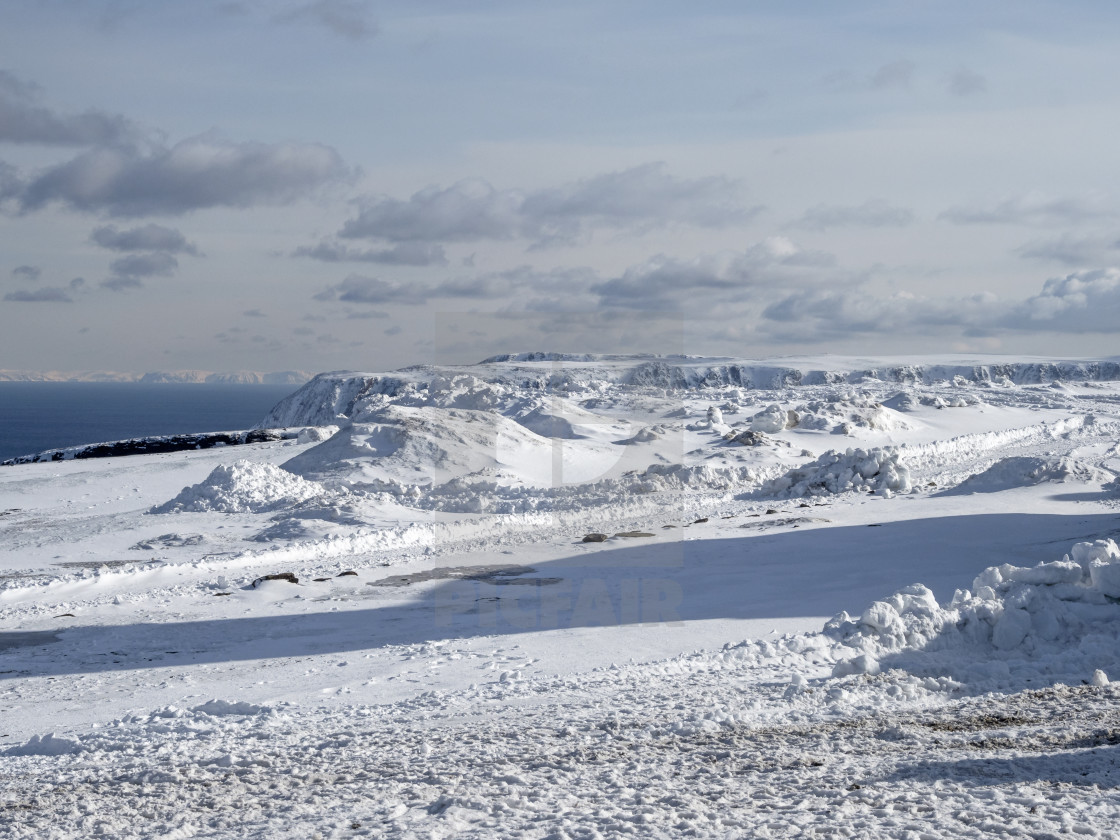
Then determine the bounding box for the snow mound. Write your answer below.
[796,392,913,435]
[510,403,589,440]
[283,405,606,489]
[766,447,912,498]
[6,732,83,756]
[192,699,269,716]
[826,538,1120,684]
[945,456,1114,494]
[151,460,326,514]
[296,424,339,444]
[749,404,791,434]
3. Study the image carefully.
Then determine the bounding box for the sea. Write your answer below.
[0,382,299,462]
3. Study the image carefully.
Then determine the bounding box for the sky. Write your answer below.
[4,0,1120,374]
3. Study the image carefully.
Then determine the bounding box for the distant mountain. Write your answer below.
[0,369,312,384]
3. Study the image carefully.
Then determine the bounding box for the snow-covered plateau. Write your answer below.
[3,353,1120,838]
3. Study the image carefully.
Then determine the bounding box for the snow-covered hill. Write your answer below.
[3,353,1120,837]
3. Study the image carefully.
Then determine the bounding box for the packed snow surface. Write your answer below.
[4,353,1120,838]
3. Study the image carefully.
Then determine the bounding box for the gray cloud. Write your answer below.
[821,70,856,93]
[11,264,40,282]
[293,240,447,266]
[1016,233,1120,266]
[313,275,426,304]
[0,70,39,100]
[940,193,1113,227]
[593,238,837,309]
[243,309,266,318]
[102,252,179,290]
[276,0,376,40]
[101,276,140,291]
[20,133,348,216]
[789,199,914,232]
[948,68,987,97]
[339,164,754,247]
[4,287,72,302]
[870,60,915,90]
[0,70,141,147]
[0,160,23,202]
[91,223,201,255]
[314,266,598,306]
[109,252,178,278]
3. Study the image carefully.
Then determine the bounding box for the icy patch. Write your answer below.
[945,456,1114,494]
[151,460,327,514]
[766,447,911,498]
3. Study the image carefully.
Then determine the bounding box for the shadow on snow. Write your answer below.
[2,511,1117,679]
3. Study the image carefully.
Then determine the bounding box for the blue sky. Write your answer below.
[3,1,1120,373]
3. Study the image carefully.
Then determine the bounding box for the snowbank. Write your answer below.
[151,460,327,514]
[826,538,1120,686]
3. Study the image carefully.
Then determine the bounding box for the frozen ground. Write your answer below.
[3,353,1120,838]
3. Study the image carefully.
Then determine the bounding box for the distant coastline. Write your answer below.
[0,381,301,462]
[0,370,312,385]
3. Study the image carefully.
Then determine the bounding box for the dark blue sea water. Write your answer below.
[0,382,298,462]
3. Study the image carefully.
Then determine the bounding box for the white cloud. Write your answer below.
[1011,268,1120,332]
